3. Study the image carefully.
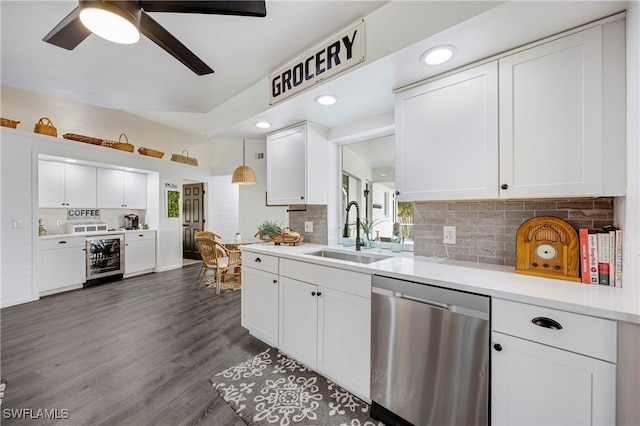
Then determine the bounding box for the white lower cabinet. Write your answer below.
[316,286,370,398]
[279,277,319,367]
[242,253,280,347]
[241,251,371,401]
[278,259,371,401]
[491,299,616,425]
[124,231,156,277]
[39,236,85,295]
[241,266,280,347]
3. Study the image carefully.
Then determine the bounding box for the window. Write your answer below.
[341,136,413,243]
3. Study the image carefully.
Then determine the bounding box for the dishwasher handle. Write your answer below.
[372,285,489,321]
[399,293,453,311]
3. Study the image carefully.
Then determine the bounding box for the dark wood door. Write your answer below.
[183,183,203,259]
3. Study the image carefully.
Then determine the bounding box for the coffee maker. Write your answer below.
[125,214,139,230]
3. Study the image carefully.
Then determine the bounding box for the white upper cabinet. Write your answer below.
[499,24,624,198]
[395,61,499,201]
[395,19,625,201]
[266,122,329,205]
[39,160,96,208]
[97,168,147,209]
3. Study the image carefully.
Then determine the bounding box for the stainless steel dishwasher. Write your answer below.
[371,275,490,426]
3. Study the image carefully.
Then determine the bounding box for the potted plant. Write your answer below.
[359,217,387,249]
[256,220,282,241]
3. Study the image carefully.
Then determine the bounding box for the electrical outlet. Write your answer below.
[304,221,313,232]
[56,219,63,226]
[443,226,456,244]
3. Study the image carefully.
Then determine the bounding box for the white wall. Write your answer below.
[0,85,206,154]
[189,138,289,239]
[623,0,640,306]
[0,128,214,306]
[208,175,239,240]
[0,140,36,307]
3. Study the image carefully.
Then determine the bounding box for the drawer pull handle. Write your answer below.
[493,343,502,352]
[311,291,316,296]
[254,257,262,263]
[58,241,67,244]
[273,280,278,284]
[531,317,563,330]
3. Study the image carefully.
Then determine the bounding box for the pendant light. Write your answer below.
[232,140,257,185]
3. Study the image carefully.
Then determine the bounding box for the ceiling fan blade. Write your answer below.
[42,6,91,50]
[139,11,214,76]
[139,1,266,17]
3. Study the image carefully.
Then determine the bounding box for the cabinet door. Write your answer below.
[241,267,279,347]
[492,332,616,426]
[395,61,499,201]
[499,27,603,198]
[39,245,85,294]
[278,276,318,369]
[267,125,307,205]
[124,234,156,275]
[97,168,125,208]
[317,287,371,400]
[39,161,65,207]
[64,163,97,208]
[123,171,147,209]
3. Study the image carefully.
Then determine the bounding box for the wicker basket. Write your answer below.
[138,146,165,158]
[170,150,198,166]
[1,118,20,129]
[101,133,134,152]
[34,117,57,137]
[63,133,103,145]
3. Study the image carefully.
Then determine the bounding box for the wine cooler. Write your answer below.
[85,234,124,285]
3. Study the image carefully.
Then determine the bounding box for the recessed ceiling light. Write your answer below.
[420,45,457,66]
[254,121,272,129]
[315,95,338,106]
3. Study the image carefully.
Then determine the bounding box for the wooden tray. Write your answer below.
[270,235,303,246]
[63,133,103,145]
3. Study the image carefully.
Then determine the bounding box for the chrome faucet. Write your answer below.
[343,201,365,251]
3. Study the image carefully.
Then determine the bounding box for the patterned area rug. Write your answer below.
[211,348,383,426]
[203,273,242,291]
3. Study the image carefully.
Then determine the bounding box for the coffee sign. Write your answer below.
[269,20,365,105]
[67,209,100,220]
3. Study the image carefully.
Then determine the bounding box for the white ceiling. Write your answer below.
[1,1,629,141]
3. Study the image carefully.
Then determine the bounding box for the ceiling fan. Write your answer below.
[43,1,267,75]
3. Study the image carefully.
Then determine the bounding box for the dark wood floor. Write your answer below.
[1,264,269,426]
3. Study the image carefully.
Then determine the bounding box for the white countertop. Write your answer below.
[241,243,640,324]
[39,229,156,239]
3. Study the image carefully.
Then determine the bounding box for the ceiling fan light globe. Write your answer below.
[79,6,140,44]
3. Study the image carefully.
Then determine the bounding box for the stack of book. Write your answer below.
[578,227,622,286]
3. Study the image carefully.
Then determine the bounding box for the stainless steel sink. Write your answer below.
[304,249,391,264]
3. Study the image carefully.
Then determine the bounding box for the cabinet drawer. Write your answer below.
[39,236,85,250]
[125,231,155,242]
[492,299,616,362]
[243,252,278,274]
[280,259,371,298]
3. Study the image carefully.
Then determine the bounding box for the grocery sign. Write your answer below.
[269,20,365,105]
